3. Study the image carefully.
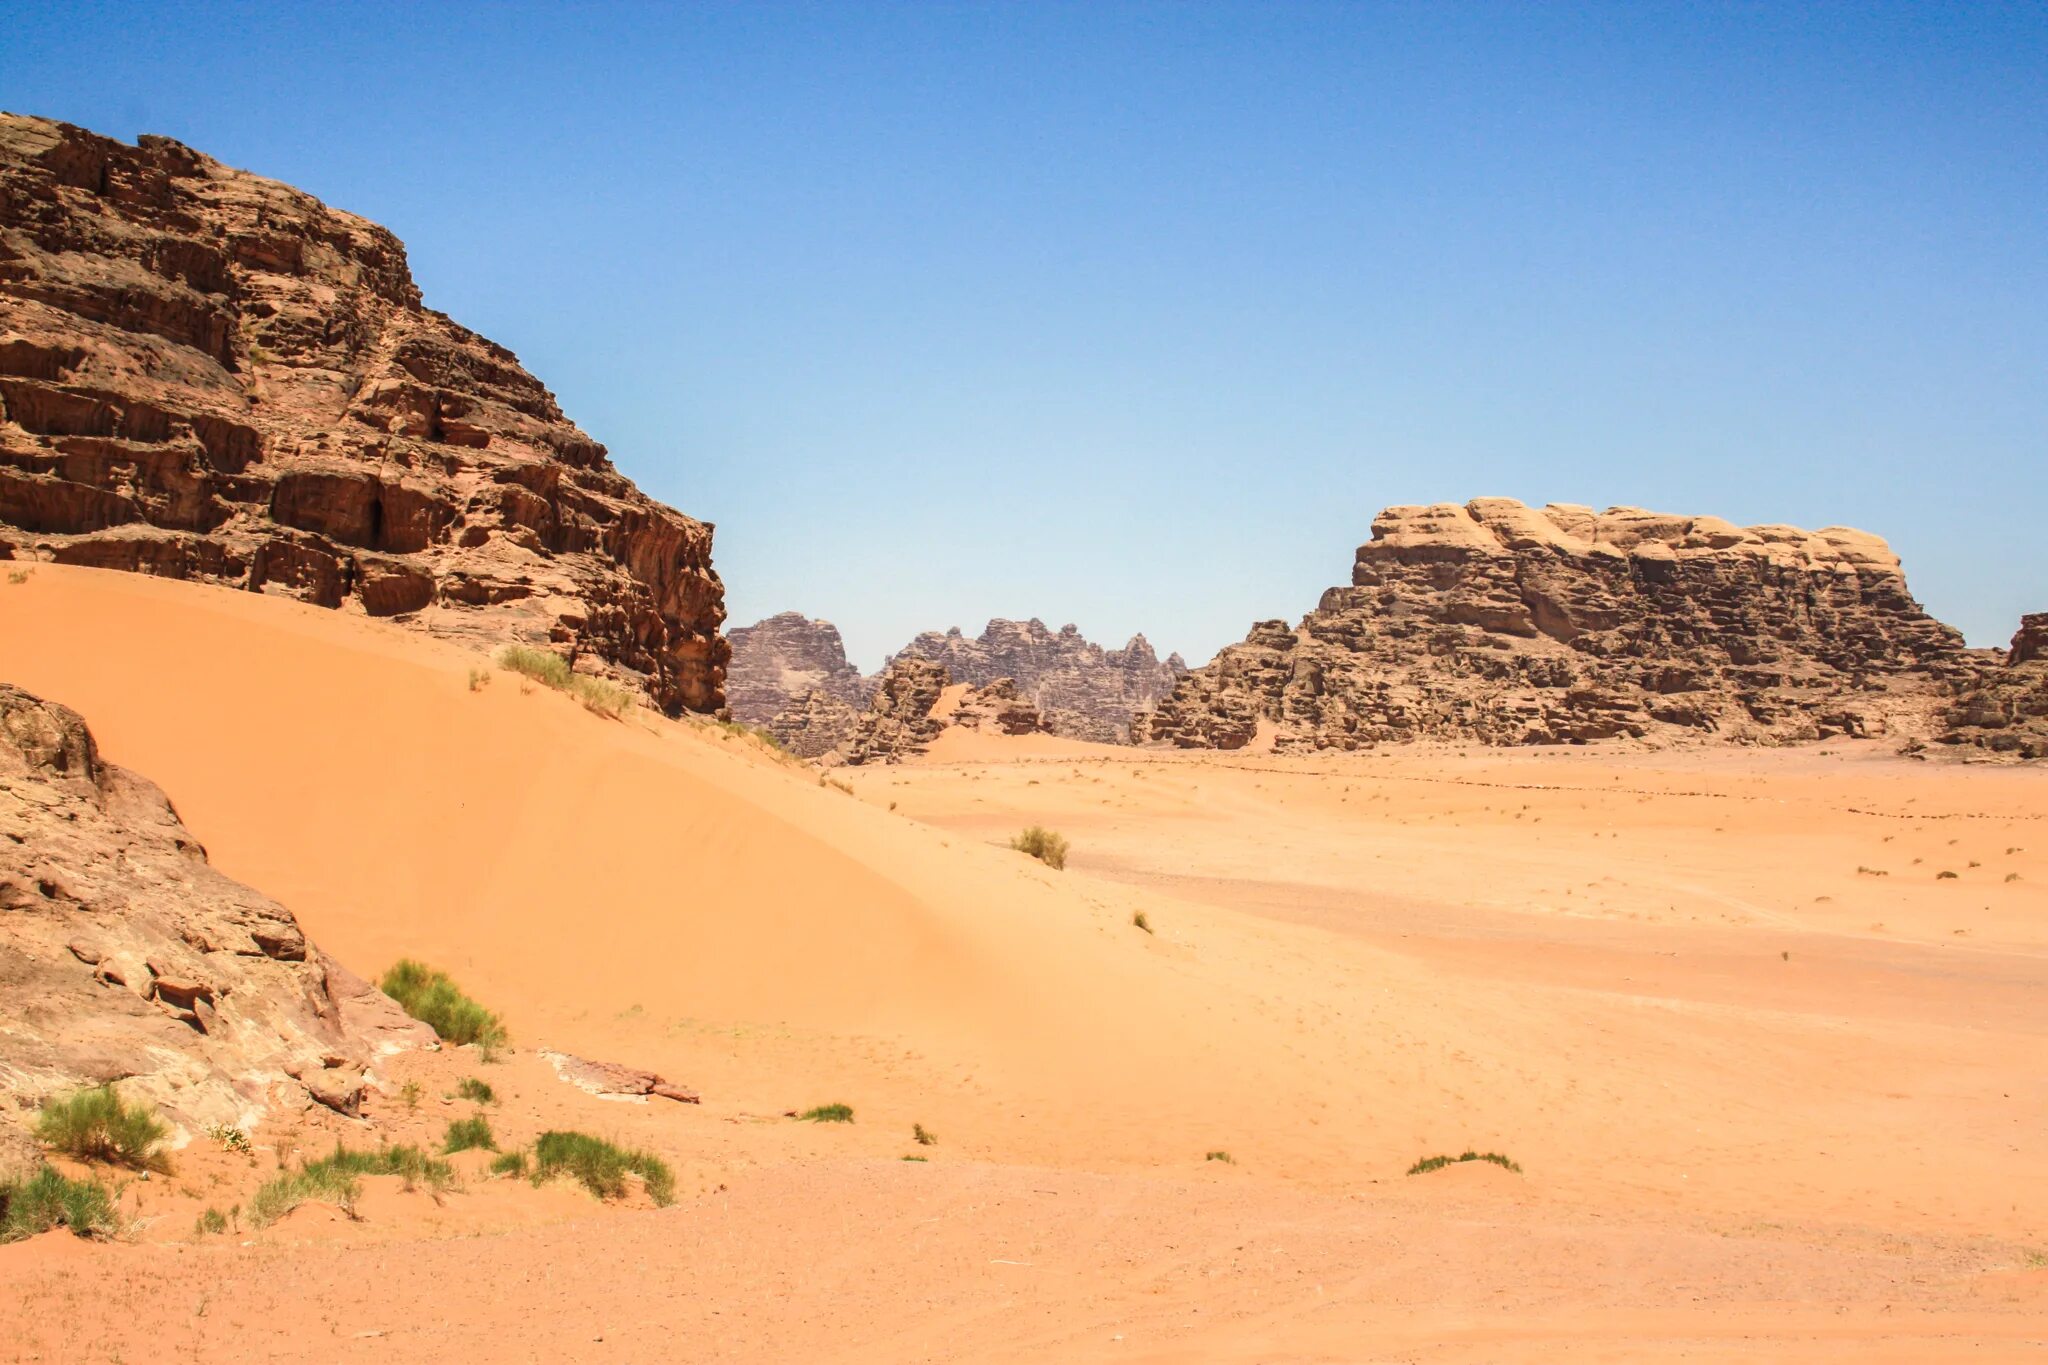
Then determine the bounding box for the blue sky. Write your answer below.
[6,2,2042,664]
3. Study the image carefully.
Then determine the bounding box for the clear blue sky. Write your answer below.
[7,2,2043,665]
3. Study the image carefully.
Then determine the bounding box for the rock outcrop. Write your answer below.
[890,619,1184,741]
[1938,614,2048,759]
[0,684,430,1137]
[946,678,1054,737]
[0,114,725,713]
[725,613,872,724]
[823,657,950,766]
[1137,499,1971,751]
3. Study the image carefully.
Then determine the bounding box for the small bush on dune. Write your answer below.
[912,1123,937,1146]
[496,645,637,719]
[1133,911,1153,934]
[443,1116,496,1154]
[1010,826,1069,870]
[1205,1150,1235,1164]
[34,1086,168,1171]
[455,1077,496,1104]
[0,1165,117,1242]
[489,1149,530,1178]
[249,1143,456,1227]
[799,1103,854,1124]
[569,674,635,719]
[531,1131,673,1206]
[497,644,571,689]
[379,959,508,1051]
[195,1206,229,1236]
[1407,1150,1522,1176]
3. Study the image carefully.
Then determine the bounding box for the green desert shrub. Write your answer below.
[1205,1150,1235,1164]
[496,644,572,689]
[1009,826,1069,870]
[195,1206,229,1236]
[443,1116,497,1154]
[496,645,636,718]
[34,1086,168,1170]
[1407,1150,1522,1176]
[249,1143,456,1227]
[489,1149,530,1178]
[0,1165,117,1242]
[799,1103,854,1124]
[912,1123,937,1146]
[455,1077,497,1104]
[531,1131,673,1206]
[379,959,508,1050]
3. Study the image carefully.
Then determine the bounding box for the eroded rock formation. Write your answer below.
[946,678,1054,737]
[0,684,430,1137]
[1939,614,2048,759]
[726,613,872,724]
[1137,499,1971,750]
[0,114,725,713]
[823,657,950,766]
[890,619,1184,742]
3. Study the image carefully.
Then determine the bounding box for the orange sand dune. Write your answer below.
[2,564,2044,1362]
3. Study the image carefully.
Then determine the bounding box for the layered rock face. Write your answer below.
[1137,499,1971,750]
[831,657,951,766]
[0,684,429,1136]
[946,678,1054,737]
[726,612,872,724]
[0,115,725,713]
[1939,614,2048,759]
[891,619,1185,742]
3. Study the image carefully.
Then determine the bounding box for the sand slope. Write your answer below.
[2,564,2044,1361]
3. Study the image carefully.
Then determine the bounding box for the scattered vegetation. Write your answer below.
[1010,825,1070,870]
[379,959,509,1051]
[489,1150,530,1179]
[0,1165,117,1242]
[5,569,30,586]
[1132,911,1153,934]
[2008,873,2023,883]
[455,1077,497,1105]
[912,1123,937,1147]
[205,1123,252,1155]
[33,1086,168,1171]
[901,1155,928,1162]
[495,645,637,718]
[467,667,491,692]
[530,1131,674,1206]
[1407,1150,1522,1176]
[1937,870,1959,880]
[1856,866,1889,877]
[443,1116,497,1154]
[195,1206,229,1236]
[399,1079,425,1110]
[799,1103,854,1123]
[1205,1150,1235,1164]
[249,1143,455,1227]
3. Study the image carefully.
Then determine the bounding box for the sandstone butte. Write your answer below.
[0,113,726,714]
[1136,497,1982,751]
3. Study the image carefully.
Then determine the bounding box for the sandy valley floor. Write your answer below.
[1,565,2043,1362]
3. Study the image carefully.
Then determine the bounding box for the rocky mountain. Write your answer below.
[1136,499,1972,750]
[944,677,1054,738]
[1939,613,2048,759]
[0,114,726,713]
[890,619,1185,742]
[0,684,429,1137]
[725,612,871,724]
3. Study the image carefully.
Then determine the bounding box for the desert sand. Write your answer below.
[1,564,2043,1362]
